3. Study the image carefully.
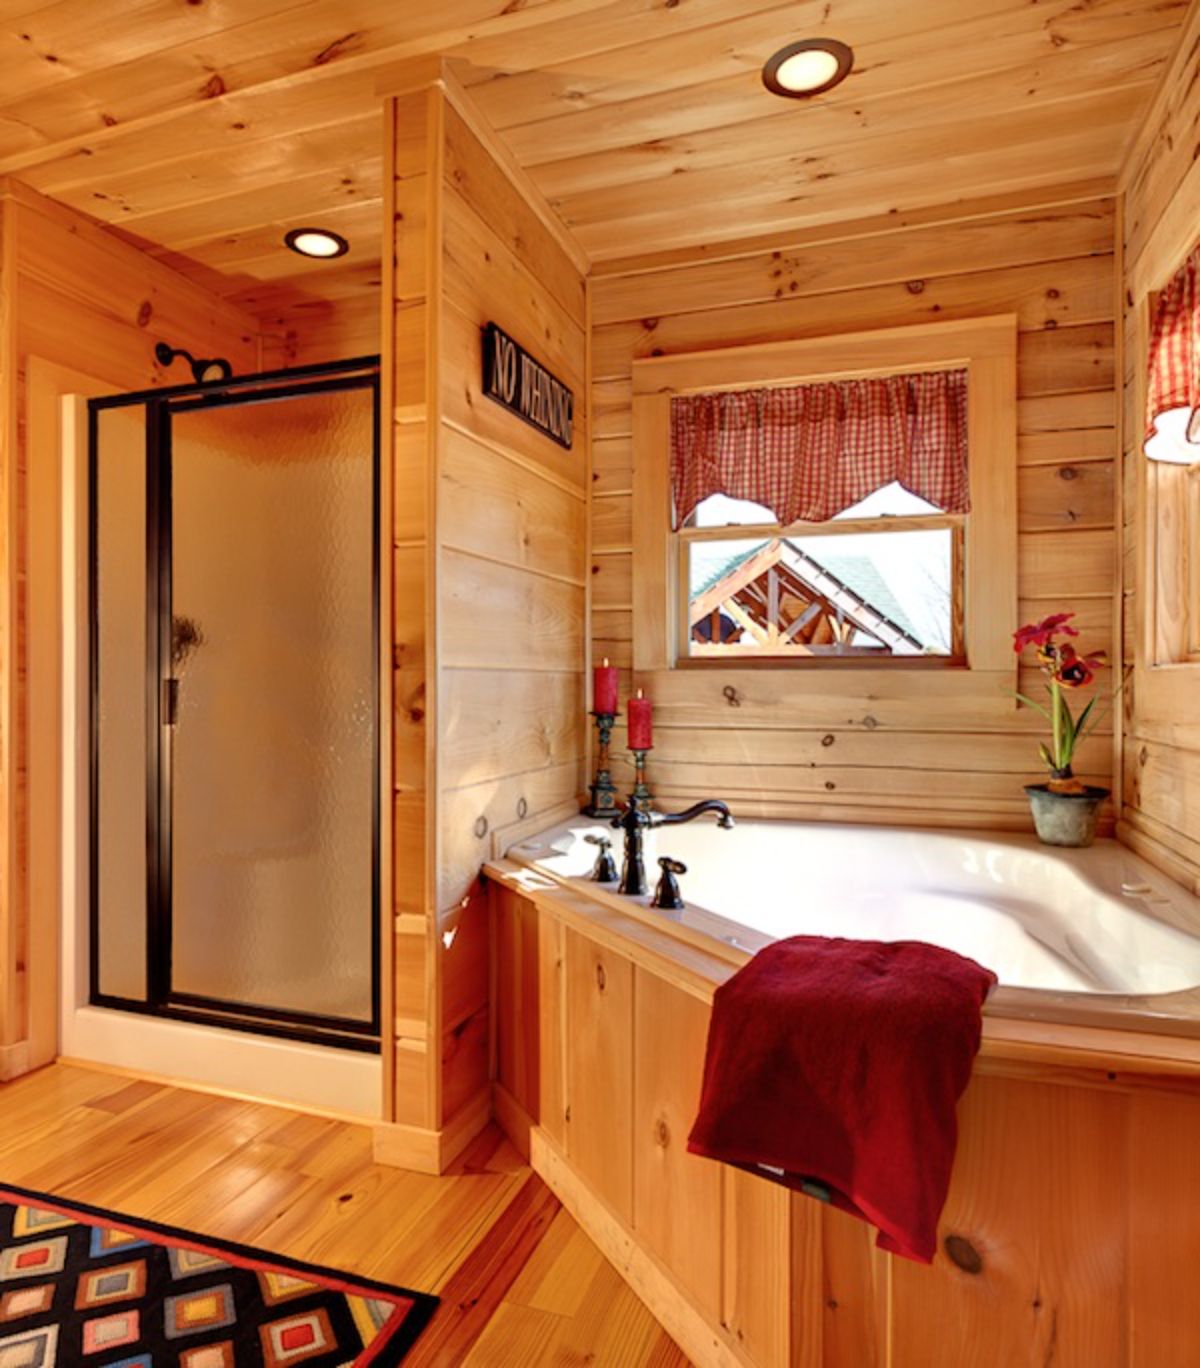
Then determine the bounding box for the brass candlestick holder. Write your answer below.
[584,711,620,817]
[630,747,654,813]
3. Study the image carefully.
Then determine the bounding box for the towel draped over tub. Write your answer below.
[686,935,997,1263]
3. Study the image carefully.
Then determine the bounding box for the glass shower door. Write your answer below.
[165,383,378,1033]
[90,360,380,1049]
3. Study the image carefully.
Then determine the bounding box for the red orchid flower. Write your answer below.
[1053,644,1106,689]
[1012,612,1079,654]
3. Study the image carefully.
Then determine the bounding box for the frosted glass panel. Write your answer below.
[95,406,149,1000]
[169,389,375,1022]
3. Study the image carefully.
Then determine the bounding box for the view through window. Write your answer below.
[681,483,960,660]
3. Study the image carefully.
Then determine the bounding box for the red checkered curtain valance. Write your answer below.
[1145,245,1200,459]
[670,368,969,529]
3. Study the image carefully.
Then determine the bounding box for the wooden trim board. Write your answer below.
[373,1086,492,1175]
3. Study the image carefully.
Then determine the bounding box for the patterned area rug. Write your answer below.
[0,1183,437,1366]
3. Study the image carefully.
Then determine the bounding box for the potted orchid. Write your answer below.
[1013,612,1110,847]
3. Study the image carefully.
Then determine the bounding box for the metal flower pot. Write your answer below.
[1024,784,1110,848]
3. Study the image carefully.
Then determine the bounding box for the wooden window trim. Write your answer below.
[630,317,1019,698]
[1130,281,1200,720]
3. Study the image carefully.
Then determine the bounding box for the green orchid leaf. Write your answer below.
[1014,692,1052,721]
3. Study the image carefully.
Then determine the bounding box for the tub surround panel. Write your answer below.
[0,179,260,1076]
[1118,0,1200,894]
[378,64,587,1169]
[589,184,1118,831]
[491,865,1200,1367]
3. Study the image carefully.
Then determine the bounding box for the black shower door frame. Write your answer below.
[87,356,383,1052]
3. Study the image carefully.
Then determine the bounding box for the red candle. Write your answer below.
[594,657,619,715]
[627,688,653,750]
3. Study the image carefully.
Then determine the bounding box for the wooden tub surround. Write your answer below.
[487,852,1200,1368]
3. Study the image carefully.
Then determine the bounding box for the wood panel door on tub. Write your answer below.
[489,875,1200,1368]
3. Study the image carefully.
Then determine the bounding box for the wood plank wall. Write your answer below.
[588,187,1119,830]
[0,178,259,1075]
[1117,0,1200,892]
[260,295,381,370]
[383,73,587,1158]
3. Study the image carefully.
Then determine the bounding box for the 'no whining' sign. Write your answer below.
[482,322,575,451]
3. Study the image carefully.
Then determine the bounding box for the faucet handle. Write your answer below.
[584,833,618,884]
[652,856,687,910]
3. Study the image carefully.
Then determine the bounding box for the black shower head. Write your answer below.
[155,342,234,385]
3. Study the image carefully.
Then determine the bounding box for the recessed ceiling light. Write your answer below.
[284,227,350,259]
[763,38,854,99]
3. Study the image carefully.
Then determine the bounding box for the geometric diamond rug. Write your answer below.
[0,1183,438,1366]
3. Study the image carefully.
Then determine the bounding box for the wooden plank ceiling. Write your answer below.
[0,0,1185,322]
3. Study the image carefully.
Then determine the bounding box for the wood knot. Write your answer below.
[473,815,489,840]
[655,1117,670,1148]
[1058,465,1078,481]
[595,962,607,993]
[861,715,879,730]
[944,1235,983,1275]
[136,301,153,328]
[821,734,835,747]
[723,685,742,707]
[905,279,926,294]
[516,796,528,820]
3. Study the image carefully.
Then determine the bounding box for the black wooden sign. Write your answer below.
[482,322,574,451]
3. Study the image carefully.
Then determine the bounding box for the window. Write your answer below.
[680,483,963,661]
[629,317,1018,681]
[1142,249,1200,667]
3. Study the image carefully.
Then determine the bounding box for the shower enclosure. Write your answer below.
[86,357,381,1052]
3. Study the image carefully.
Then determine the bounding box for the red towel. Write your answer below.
[687,936,996,1263]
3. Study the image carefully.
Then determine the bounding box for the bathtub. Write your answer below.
[507,816,1200,1034]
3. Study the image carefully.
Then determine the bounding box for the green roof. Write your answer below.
[811,551,922,644]
[690,541,770,598]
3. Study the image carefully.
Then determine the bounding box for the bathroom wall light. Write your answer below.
[763,38,854,98]
[284,227,350,259]
[154,342,233,385]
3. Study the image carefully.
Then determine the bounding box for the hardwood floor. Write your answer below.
[0,1063,690,1367]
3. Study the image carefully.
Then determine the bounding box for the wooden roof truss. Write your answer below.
[689,538,925,656]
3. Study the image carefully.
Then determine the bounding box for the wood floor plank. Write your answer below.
[0,1063,687,1367]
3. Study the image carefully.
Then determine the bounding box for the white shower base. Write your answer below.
[59,1003,382,1118]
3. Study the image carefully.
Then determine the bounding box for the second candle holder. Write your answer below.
[630,747,653,813]
[626,687,654,812]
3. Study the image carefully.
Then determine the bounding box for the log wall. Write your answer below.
[1117,0,1200,892]
[0,178,259,1078]
[588,187,1119,830]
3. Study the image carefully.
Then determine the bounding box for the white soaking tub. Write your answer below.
[507,816,1200,1034]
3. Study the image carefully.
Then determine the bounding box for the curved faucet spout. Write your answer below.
[652,799,735,830]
